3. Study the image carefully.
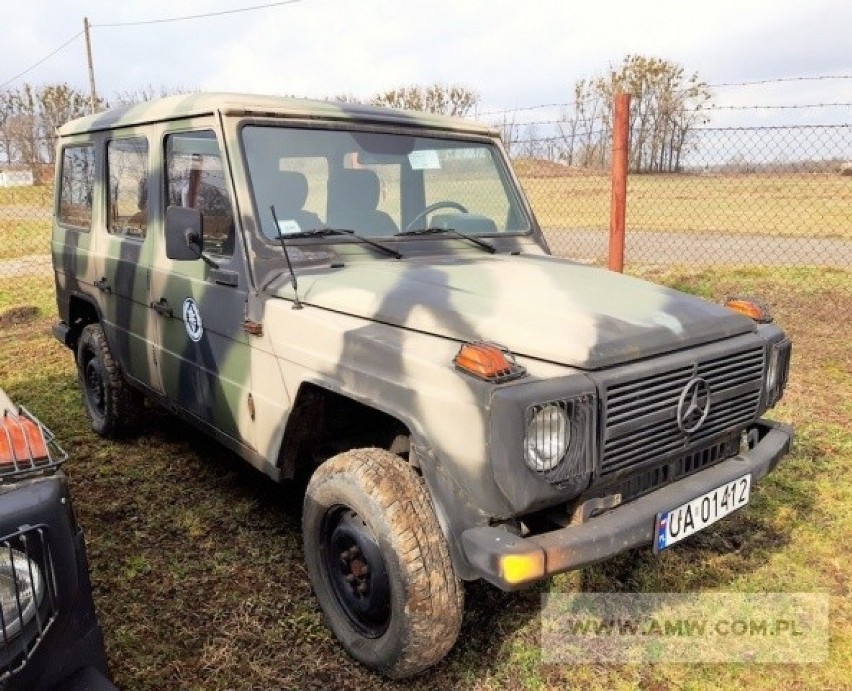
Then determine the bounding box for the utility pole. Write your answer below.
[83,17,98,114]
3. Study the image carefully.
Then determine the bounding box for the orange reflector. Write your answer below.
[453,342,525,381]
[0,413,49,466]
[499,552,546,585]
[725,298,772,323]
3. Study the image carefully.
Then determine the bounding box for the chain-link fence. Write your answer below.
[0,158,53,327]
[528,123,852,270]
[1,117,850,330]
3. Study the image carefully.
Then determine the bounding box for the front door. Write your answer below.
[149,128,254,449]
[99,133,162,394]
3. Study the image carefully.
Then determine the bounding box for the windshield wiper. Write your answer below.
[395,227,496,254]
[282,227,402,259]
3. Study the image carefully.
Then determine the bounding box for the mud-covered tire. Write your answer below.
[76,323,142,438]
[303,448,463,679]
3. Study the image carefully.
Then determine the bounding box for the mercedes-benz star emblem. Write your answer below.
[676,377,711,433]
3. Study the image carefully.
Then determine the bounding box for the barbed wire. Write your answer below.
[700,102,852,112]
[489,116,601,129]
[480,101,580,117]
[507,129,607,145]
[693,123,851,132]
[480,76,852,119]
[708,75,852,88]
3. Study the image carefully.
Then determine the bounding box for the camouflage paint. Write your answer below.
[52,94,781,569]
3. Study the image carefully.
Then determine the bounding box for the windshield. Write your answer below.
[242,125,530,240]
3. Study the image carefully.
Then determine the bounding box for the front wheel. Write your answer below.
[303,448,463,679]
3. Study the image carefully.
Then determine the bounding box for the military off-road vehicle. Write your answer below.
[51,93,793,678]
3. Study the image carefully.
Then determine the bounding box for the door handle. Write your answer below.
[94,277,112,293]
[150,298,173,318]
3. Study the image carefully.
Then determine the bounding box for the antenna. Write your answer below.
[269,205,303,310]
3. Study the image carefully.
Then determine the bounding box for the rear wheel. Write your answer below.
[76,323,142,438]
[303,448,463,678]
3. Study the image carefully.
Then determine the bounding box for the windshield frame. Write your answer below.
[236,117,535,248]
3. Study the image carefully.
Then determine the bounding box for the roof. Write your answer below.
[57,92,498,137]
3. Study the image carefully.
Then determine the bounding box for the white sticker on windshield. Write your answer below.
[277,219,301,234]
[408,149,441,170]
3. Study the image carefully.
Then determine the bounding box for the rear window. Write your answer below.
[107,137,149,239]
[58,144,95,229]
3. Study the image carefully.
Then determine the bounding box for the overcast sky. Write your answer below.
[3,0,851,128]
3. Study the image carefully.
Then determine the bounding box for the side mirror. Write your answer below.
[165,206,203,261]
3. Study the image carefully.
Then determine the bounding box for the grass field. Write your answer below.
[0,185,53,261]
[520,172,852,239]
[0,267,849,690]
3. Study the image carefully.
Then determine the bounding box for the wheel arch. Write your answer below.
[276,377,486,581]
[65,292,102,350]
[276,379,423,480]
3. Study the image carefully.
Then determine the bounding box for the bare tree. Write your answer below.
[559,56,711,172]
[494,112,521,158]
[0,90,16,164]
[111,84,195,107]
[38,83,90,163]
[6,85,40,170]
[371,84,479,117]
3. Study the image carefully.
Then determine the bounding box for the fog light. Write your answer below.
[0,549,44,640]
[525,404,570,472]
[499,552,546,586]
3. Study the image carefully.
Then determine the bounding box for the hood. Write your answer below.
[273,254,755,370]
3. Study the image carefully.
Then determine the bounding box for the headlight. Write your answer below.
[765,339,792,407]
[0,549,44,640]
[524,403,571,472]
[766,348,780,393]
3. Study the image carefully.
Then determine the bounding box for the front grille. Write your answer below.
[591,435,740,505]
[601,342,764,476]
[0,526,58,680]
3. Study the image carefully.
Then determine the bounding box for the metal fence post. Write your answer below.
[608,92,631,272]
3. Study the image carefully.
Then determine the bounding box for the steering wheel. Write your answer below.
[405,201,468,231]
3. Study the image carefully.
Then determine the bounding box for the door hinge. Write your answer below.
[243,320,263,336]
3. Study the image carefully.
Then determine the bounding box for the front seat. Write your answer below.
[270,170,323,234]
[328,169,398,236]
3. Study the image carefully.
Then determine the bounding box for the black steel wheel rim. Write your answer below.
[320,504,391,638]
[83,351,106,417]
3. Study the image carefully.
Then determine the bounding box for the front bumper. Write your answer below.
[462,419,793,590]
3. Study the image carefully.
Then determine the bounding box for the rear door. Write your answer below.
[149,125,254,448]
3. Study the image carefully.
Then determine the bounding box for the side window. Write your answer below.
[58,144,95,229]
[107,137,149,238]
[165,131,234,256]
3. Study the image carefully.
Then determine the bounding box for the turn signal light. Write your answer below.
[725,298,772,323]
[453,342,526,382]
[0,413,49,466]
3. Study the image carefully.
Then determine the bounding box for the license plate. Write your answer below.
[655,474,751,552]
